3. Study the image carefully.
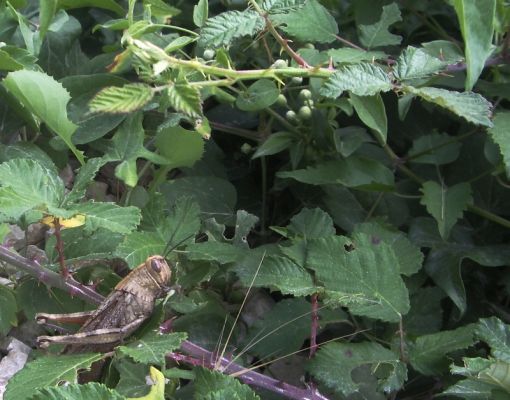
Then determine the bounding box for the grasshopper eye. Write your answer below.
[150,259,162,273]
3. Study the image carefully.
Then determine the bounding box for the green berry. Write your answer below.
[299,89,312,100]
[241,143,252,154]
[286,110,297,121]
[276,94,287,106]
[272,59,288,69]
[203,49,215,60]
[298,106,312,120]
[291,76,303,84]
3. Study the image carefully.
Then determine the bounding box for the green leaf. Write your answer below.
[155,125,204,170]
[477,317,510,362]
[0,158,65,221]
[89,83,154,114]
[306,342,406,395]
[117,332,187,366]
[31,383,125,400]
[4,353,103,400]
[57,0,124,15]
[194,368,260,400]
[277,157,394,191]
[167,79,202,117]
[488,112,510,177]
[39,0,57,40]
[450,358,510,396]
[0,142,58,174]
[262,0,307,13]
[409,324,477,375]
[236,79,279,112]
[307,233,410,322]
[116,198,200,267]
[0,285,17,335]
[242,298,311,359]
[143,0,180,18]
[284,207,335,239]
[233,253,316,296]
[186,241,245,264]
[2,70,83,164]
[349,93,388,143]
[320,63,392,98]
[193,0,208,27]
[69,201,141,234]
[452,0,496,90]
[64,158,108,204]
[420,181,473,240]
[394,46,448,81]
[270,0,338,43]
[408,133,462,165]
[407,86,493,128]
[115,360,150,398]
[199,10,264,48]
[358,3,402,49]
[442,379,501,399]
[252,131,294,159]
[0,46,37,71]
[353,221,423,276]
[327,48,386,65]
[404,287,445,336]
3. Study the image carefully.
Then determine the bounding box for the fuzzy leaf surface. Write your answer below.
[89,83,154,114]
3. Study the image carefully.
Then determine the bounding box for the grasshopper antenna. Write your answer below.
[163,233,197,258]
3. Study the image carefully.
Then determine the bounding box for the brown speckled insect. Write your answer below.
[36,255,171,354]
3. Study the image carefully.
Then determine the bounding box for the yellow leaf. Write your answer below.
[40,215,86,229]
[127,366,165,400]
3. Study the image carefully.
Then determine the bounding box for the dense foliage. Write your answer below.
[0,0,510,399]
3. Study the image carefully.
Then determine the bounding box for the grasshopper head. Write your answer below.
[145,255,172,294]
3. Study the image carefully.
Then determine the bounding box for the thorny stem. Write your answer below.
[0,247,329,400]
[52,218,69,278]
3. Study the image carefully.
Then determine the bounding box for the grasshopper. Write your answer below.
[36,255,171,354]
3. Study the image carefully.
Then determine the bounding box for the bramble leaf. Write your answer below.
[118,332,187,366]
[167,79,202,117]
[31,383,125,400]
[395,46,448,81]
[488,112,510,177]
[89,83,154,114]
[358,3,402,49]
[194,368,260,400]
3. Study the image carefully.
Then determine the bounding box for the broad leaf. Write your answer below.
[409,324,477,375]
[186,241,245,264]
[31,383,125,400]
[262,0,307,13]
[236,79,279,112]
[349,93,388,143]
[64,158,108,204]
[199,10,264,47]
[270,0,338,43]
[286,207,335,239]
[193,0,208,27]
[252,131,294,159]
[4,353,103,400]
[306,233,410,322]
[320,63,392,98]
[277,157,394,191]
[89,83,154,114]
[0,285,17,335]
[155,126,204,171]
[167,79,202,117]
[2,70,83,164]
[450,357,510,395]
[69,201,141,234]
[407,86,493,128]
[452,0,496,90]
[476,317,510,362]
[488,112,510,177]
[194,368,260,400]
[117,332,187,365]
[441,378,498,399]
[327,48,386,65]
[358,3,402,49]
[306,342,406,395]
[408,133,461,165]
[0,158,66,221]
[420,181,473,240]
[394,46,448,81]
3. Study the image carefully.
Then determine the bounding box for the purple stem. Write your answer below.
[445,55,504,73]
[0,246,331,400]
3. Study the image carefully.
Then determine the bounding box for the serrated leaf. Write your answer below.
[0,285,17,335]
[409,324,477,376]
[327,48,386,65]
[270,0,338,43]
[476,317,510,362]
[116,198,200,267]
[441,379,498,399]
[286,207,335,239]
[306,342,406,395]
[277,157,394,191]
[394,46,448,81]
[69,201,141,234]
[236,79,279,112]
[349,93,388,143]
[358,3,402,49]
[193,0,208,27]
[2,70,83,164]
[4,353,103,400]
[420,181,473,240]
[252,131,294,159]
[452,0,496,90]
[31,383,125,400]
[194,368,260,400]
[407,86,493,127]
[0,142,58,174]
[65,158,108,204]
[242,298,311,359]
[0,158,65,221]
[320,63,392,98]
[408,133,461,165]
[449,358,510,396]
[353,221,423,276]
[199,10,264,48]
[186,241,245,264]
[306,233,409,322]
[262,0,306,13]
[89,83,154,114]
[233,253,316,296]
[167,80,202,117]
[488,112,510,178]
[118,332,187,365]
